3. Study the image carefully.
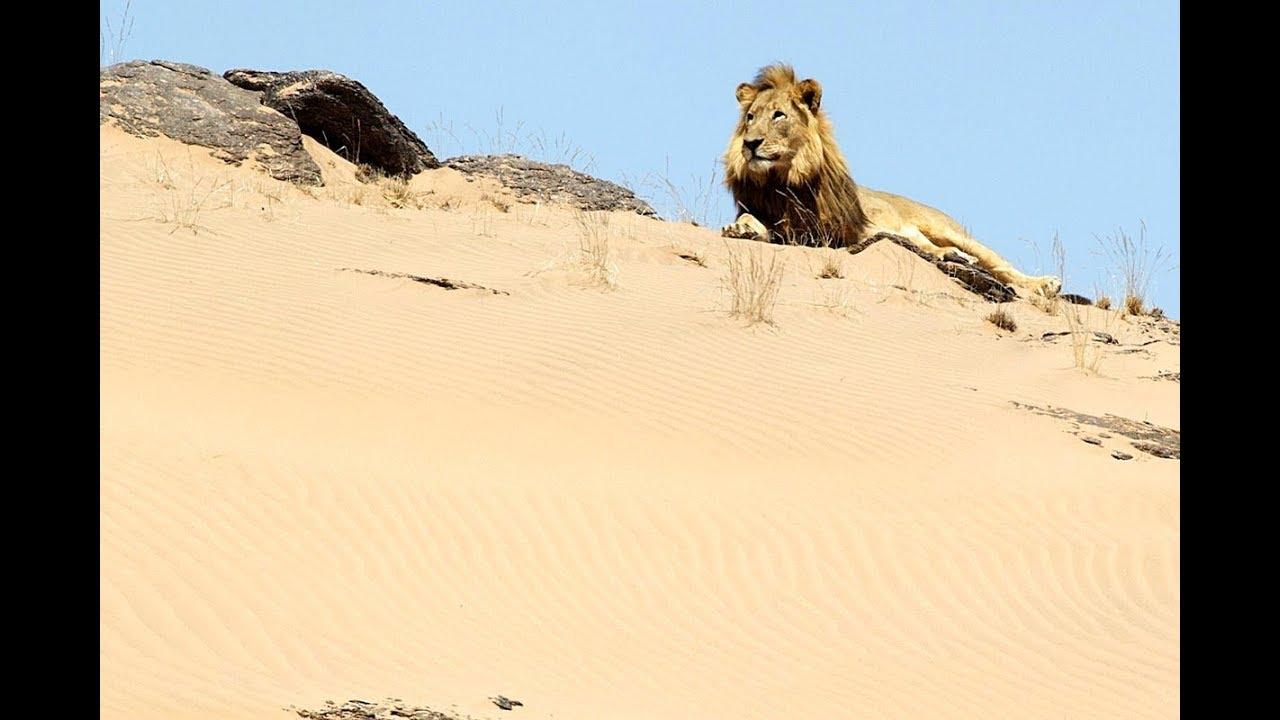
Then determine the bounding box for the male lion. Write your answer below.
[722,64,1061,296]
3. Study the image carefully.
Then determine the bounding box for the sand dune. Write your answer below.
[101,126,1179,719]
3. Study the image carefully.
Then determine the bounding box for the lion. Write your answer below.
[721,64,1061,297]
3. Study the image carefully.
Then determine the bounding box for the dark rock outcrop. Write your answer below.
[224,69,439,176]
[446,154,657,216]
[1012,402,1180,460]
[848,232,1018,302]
[292,699,458,720]
[100,61,323,185]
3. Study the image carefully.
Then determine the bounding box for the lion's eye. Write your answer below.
[773,111,787,121]
[746,112,754,122]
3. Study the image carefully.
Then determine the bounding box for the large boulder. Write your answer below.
[446,154,657,216]
[224,69,439,176]
[100,60,323,185]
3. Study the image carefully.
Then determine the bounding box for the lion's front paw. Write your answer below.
[722,213,768,240]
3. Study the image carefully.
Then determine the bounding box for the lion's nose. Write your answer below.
[743,138,763,154]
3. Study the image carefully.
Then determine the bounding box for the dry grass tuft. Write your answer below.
[1095,294,1112,311]
[985,308,1018,332]
[379,175,422,209]
[1029,292,1060,316]
[141,151,233,234]
[1053,234,1106,373]
[1095,221,1174,317]
[723,240,785,324]
[152,175,232,234]
[811,282,860,318]
[621,157,720,227]
[574,210,619,289]
[480,193,511,213]
[815,248,845,279]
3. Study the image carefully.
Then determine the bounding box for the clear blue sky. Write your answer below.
[102,1,1180,316]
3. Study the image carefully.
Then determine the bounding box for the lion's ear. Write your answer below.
[797,78,822,113]
[735,83,757,107]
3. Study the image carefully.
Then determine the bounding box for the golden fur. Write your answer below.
[722,64,1061,296]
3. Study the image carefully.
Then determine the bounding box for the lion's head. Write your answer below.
[725,64,827,187]
[723,64,867,246]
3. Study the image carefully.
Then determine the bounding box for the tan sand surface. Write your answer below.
[101,126,1179,719]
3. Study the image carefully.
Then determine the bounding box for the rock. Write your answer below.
[1039,330,1120,345]
[446,154,656,216]
[1060,293,1093,305]
[101,60,323,185]
[1132,441,1179,460]
[294,699,458,720]
[1111,451,1134,461]
[1081,436,1102,446]
[224,69,439,176]
[489,695,523,711]
[338,268,509,295]
[1013,402,1179,461]
[848,232,1018,302]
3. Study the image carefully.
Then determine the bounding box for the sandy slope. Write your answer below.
[100,126,1179,719]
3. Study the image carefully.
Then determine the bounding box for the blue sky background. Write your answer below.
[101,1,1179,316]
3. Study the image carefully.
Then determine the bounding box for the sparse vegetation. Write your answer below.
[151,174,231,235]
[1094,221,1174,317]
[723,240,785,325]
[472,205,496,238]
[381,177,420,209]
[424,108,599,173]
[810,281,860,318]
[574,210,619,289]
[1054,234,1105,373]
[101,0,134,67]
[816,248,845,279]
[480,193,511,213]
[985,308,1018,332]
[622,157,721,228]
[139,151,234,234]
[1095,294,1112,311]
[1029,291,1060,316]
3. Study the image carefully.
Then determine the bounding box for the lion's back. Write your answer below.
[858,187,969,241]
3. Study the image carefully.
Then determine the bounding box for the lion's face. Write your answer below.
[730,79,824,181]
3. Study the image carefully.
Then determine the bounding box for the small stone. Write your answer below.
[1082,436,1102,446]
[1111,451,1133,461]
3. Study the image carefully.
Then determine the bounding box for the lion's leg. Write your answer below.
[922,228,1062,297]
[722,213,769,240]
[881,224,954,261]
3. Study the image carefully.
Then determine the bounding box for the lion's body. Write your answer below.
[722,64,1061,296]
